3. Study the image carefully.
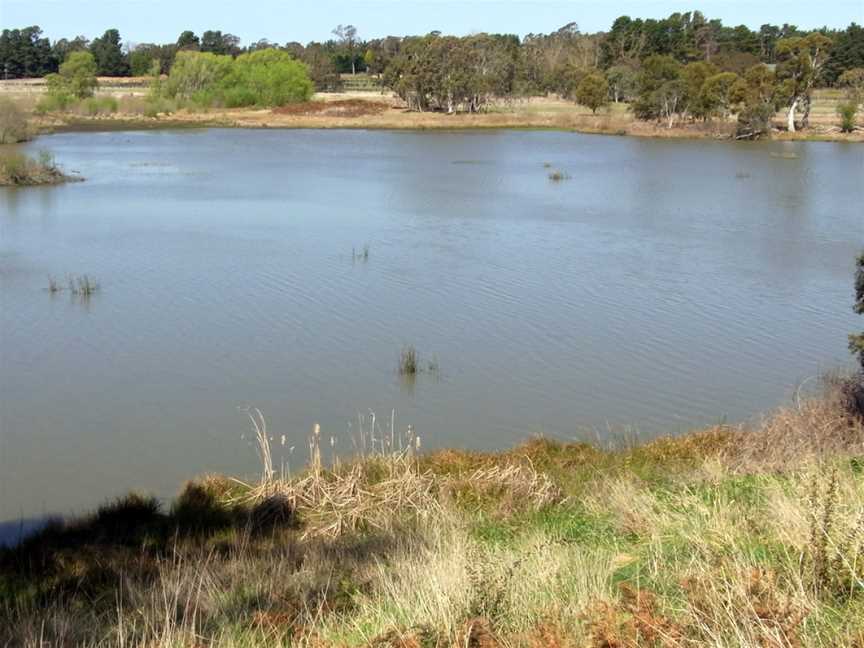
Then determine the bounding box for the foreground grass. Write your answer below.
[2,386,864,646]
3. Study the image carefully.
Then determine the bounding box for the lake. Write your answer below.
[1,128,862,521]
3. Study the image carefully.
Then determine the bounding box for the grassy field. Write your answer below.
[2,377,863,647]
[1,80,860,142]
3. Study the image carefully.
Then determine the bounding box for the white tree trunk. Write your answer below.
[787,97,799,133]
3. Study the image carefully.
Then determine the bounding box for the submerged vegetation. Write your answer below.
[1,376,863,646]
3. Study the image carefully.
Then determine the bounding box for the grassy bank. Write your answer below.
[3,86,861,142]
[2,379,863,646]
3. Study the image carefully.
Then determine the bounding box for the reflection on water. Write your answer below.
[1,129,862,520]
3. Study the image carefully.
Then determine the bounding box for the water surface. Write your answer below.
[1,129,862,520]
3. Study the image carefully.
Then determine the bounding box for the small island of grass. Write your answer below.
[0,150,80,187]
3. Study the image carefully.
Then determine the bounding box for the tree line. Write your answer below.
[2,12,863,134]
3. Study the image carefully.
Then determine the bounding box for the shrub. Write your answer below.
[35,91,75,114]
[0,98,29,144]
[161,50,235,102]
[159,49,313,108]
[56,51,99,99]
[225,49,313,106]
[575,73,609,114]
[837,101,858,133]
[81,96,119,116]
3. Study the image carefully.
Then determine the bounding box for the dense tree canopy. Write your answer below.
[89,29,129,76]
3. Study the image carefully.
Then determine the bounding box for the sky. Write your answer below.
[1,0,862,46]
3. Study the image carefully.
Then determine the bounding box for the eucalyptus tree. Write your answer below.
[775,33,832,131]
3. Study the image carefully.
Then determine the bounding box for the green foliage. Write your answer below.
[0,26,55,78]
[698,71,740,119]
[632,54,681,120]
[161,50,234,102]
[160,50,311,108]
[851,253,864,368]
[837,101,858,132]
[89,28,129,76]
[605,64,639,102]
[52,50,98,100]
[385,33,519,112]
[129,51,156,77]
[0,98,28,144]
[224,49,313,106]
[776,33,833,130]
[575,73,609,113]
[730,64,780,138]
[81,95,118,116]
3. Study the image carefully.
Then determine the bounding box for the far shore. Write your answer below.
[7,85,861,143]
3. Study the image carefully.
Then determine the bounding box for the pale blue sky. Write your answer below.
[1,0,862,46]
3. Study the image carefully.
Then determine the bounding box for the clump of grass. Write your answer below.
[0,150,79,187]
[547,169,570,182]
[0,97,29,144]
[46,276,63,294]
[68,274,100,297]
[399,345,419,376]
[79,96,119,116]
[352,244,370,262]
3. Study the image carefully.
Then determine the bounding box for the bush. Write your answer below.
[837,101,858,133]
[81,96,119,116]
[35,92,74,114]
[575,73,609,114]
[225,49,313,106]
[0,98,29,144]
[159,49,313,108]
[56,51,98,99]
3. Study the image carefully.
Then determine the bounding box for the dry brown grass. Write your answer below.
[2,388,863,647]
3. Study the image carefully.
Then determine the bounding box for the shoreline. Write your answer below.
[3,383,863,645]
[25,97,863,143]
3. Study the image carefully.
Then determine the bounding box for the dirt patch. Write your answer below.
[273,99,391,118]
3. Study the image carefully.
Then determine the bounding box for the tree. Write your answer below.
[161,51,234,100]
[176,31,199,50]
[90,29,129,76]
[851,252,864,369]
[0,26,55,78]
[775,33,832,131]
[200,30,240,56]
[605,64,638,102]
[332,24,358,74]
[575,73,609,113]
[632,54,681,120]
[730,64,779,138]
[159,49,312,107]
[698,71,739,119]
[51,36,89,67]
[50,50,98,99]
[681,61,718,118]
[223,49,313,106]
[823,23,864,85]
[299,42,342,91]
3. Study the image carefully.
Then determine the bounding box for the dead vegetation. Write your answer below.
[273,98,391,118]
[2,377,863,646]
